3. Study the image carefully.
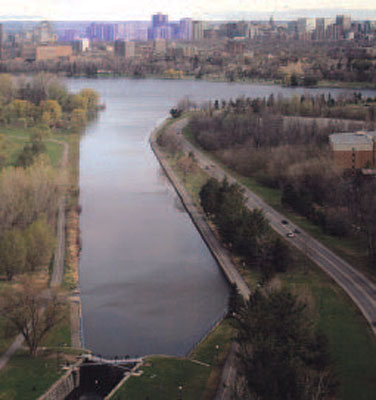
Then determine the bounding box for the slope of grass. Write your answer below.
[0,350,62,400]
[112,320,234,400]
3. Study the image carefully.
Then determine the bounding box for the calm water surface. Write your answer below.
[67,78,376,357]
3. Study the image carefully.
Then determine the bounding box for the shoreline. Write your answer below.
[150,120,251,301]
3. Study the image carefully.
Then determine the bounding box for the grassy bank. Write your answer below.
[112,320,234,400]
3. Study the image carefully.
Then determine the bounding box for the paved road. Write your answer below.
[174,118,376,336]
[215,342,239,400]
[0,140,69,371]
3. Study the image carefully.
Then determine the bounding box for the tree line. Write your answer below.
[200,178,291,281]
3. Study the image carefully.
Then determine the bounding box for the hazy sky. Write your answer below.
[1,0,374,20]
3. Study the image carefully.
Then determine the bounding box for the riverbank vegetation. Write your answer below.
[150,116,376,400]
[187,94,376,273]
[0,73,100,399]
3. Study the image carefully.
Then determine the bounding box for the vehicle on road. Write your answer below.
[286,232,295,238]
[281,220,288,224]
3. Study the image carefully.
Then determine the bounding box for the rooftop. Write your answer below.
[329,131,376,148]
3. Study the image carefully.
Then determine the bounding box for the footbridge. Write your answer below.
[81,354,143,366]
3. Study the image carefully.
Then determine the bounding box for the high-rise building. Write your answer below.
[86,23,118,42]
[33,21,56,44]
[297,18,316,33]
[152,13,168,28]
[192,21,204,41]
[114,40,135,58]
[315,18,333,40]
[179,18,192,40]
[148,13,171,40]
[336,15,352,32]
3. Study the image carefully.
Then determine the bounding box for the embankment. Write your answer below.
[150,122,250,301]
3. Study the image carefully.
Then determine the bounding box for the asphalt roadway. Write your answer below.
[173,118,376,336]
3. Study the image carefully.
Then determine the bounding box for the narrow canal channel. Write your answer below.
[67,78,376,358]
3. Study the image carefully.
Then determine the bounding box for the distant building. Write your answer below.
[153,39,166,55]
[329,131,376,170]
[179,18,192,40]
[192,21,204,41]
[33,21,57,44]
[152,13,168,28]
[226,40,246,56]
[36,45,72,61]
[315,18,333,40]
[73,38,90,53]
[86,23,118,42]
[336,15,352,32]
[114,40,135,58]
[297,18,316,34]
[148,13,171,40]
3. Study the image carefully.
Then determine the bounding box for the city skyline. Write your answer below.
[1,0,376,21]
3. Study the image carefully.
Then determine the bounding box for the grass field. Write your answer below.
[112,320,234,400]
[0,350,62,400]
[0,126,66,168]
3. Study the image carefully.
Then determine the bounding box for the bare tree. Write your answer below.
[0,278,66,356]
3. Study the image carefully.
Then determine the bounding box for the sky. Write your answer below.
[0,0,375,20]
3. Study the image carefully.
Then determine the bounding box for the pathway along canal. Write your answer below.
[67,78,376,358]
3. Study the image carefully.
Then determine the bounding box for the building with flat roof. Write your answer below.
[192,21,204,41]
[36,45,72,61]
[329,131,376,170]
[114,40,135,58]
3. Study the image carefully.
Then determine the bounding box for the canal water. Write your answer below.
[67,78,375,358]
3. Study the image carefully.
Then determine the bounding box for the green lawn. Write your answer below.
[0,350,62,400]
[1,126,66,168]
[282,259,376,400]
[112,320,234,400]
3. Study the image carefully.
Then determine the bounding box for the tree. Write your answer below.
[0,278,66,356]
[199,178,221,215]
[79,88,99,111]
[235,289,337,400]
[70,108,87,131]
[0,230,26,280]
[40,100,62,127]
[24,217,54,272]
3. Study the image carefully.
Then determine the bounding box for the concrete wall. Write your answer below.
[38,362,81,400]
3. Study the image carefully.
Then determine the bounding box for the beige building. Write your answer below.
[192,21,204,41]
[36,45,72,61]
